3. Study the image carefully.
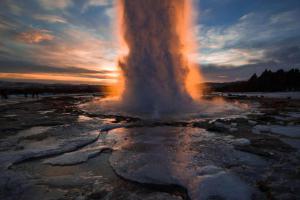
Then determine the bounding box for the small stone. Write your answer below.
[197,165,223,176]
[252,125,270,134]
[248,120,257,125]
[232,138,251,146]
[231,123,237,127]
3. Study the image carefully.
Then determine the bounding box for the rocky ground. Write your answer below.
[0,94,299,200]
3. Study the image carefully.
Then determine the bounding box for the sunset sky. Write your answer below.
[0,0,299,84]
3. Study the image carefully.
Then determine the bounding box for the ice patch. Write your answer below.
[270,125,300,138]
[0,131,99,169]
[195,171,254,200]
[43,147,107,166]
[107,127,261,200]
[17,126,52,138]
[253,125,300,138]
[286,112,300,119]
[252,125,271,134]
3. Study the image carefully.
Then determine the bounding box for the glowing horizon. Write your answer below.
[0,0,299,84]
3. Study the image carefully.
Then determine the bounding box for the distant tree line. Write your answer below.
[0,82,108,99]
[208,68,300,92]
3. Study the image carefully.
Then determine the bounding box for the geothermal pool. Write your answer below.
[0,94,299,200]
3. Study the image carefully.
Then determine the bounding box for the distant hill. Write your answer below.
[205,68,300,93]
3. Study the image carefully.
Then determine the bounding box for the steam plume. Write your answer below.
[115,0,202,115]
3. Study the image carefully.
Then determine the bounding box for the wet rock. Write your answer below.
[207,122,230,132]
[43,175,95,188]
[0,171,34,200]
[88,190,108,199]
[235,145,275,158]
[252,125,270,134]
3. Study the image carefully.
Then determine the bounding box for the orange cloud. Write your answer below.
[16,29,54,44]
[25,28,119,72]
[0,72,117,85]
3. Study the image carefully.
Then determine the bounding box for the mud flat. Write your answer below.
[0,94,299,200]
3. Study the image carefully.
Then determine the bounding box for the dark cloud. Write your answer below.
[201,45,300,82]
[265,46,300,64]
[0,60,108,74]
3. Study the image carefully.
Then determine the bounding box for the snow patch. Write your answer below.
[0,131,99,169]
[44,147,107,166]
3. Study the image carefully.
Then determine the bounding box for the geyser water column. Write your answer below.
[116,0,202,115]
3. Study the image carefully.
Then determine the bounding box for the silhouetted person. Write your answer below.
[31,91,35,98]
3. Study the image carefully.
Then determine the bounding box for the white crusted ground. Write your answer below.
[0,131,99,169]
[43,147,107,166]
[107,127,263,200]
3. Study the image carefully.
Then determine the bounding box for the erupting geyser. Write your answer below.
[113,0,202,115]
